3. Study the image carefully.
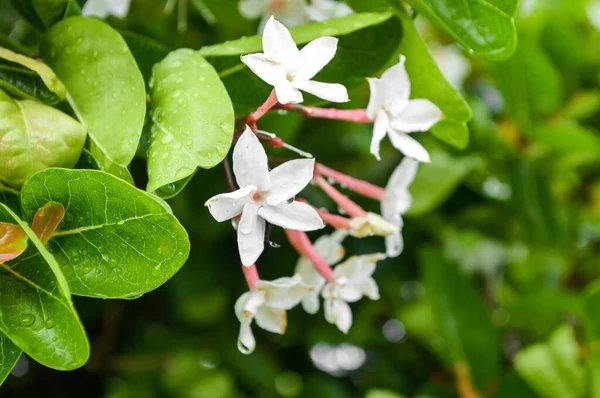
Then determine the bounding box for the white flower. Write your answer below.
[306,0,353,22]
[348,212,399,238]
[239,0,308,31]
[205,127,324,266]
[235,275,312,354]
[430,43,471,90]
[82,0,130,18]
[367,55,442,163]
[295,230,347,313]
[322,254,385,333]
[381,157,418,257]
[241,16,349,104]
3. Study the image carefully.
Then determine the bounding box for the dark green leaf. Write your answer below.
[0,332,21,386]
[20,168,191,298]
[42,17,146,171]
[10,0,80,31]
[0,203,89,370]
[120,30,171,87]
[0,59,62,104]
[147,49,234,193]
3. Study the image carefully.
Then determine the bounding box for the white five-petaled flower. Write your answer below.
[235,275,312,354]
[322,254,385,333]
[295,230,347,313]
[239,0,308,32]
[381,157,418,257]
[306,0,353,22]
[241,16,349,105]
[205,127,324,266]
[82,0,130,18]
[367,55,443,163]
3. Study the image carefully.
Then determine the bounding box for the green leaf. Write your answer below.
[0,88,86,187]
[0,58,63,104]
[531,119,600,165]
[147,49,234,193]
[420,247,501,388]
[41,17,146,171]
[514,324,585,398]
[31,201,65,245]
[584,285,600,397]
[20,168,191,298]
[402,0,518,60]
[0,222,28,263]
[198,11,393,56]
[0,203,89,370]
[120,30,171,87]
[0,332,21,386]
[10,0,80,31]
[0,47,66,99]
[408,150,481,216]
[394,6,472,148]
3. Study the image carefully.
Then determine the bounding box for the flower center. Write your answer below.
[269,0,286,12]
[252,191,267,203]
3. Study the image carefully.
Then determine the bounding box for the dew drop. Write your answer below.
[71,255,82,264]
[101,254,109,262]
[44,319,55,329]
[52,336,58,342]
[14,291,22,299]
[20,314,35,327]
[108,257,119,268]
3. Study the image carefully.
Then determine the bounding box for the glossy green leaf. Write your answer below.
[514,324,585,398]
[120,31,171,86]
[420,247,501,388]
[10,0,80,31]
[31,201,65,245]
[0,59,62,104]
[0,203,89,370]
[42,17,146,171]
[0,332,21,386]
[408,150,481,216]
[0,47,66,99]
[402,0,518,60]
[20,168,191,298]
[394,6,472,148]
[198,11,393,56]
[147,49,234,193]
[0,222,28,263]
[0,89,86,187]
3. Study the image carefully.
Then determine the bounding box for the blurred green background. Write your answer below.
[3,0,600,397]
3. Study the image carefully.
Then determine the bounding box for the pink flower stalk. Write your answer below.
[317,163,385,201]
[314,176,367,218]
[247,89,279,125]
[279,104,371,123]
[285,229,335,283]
[242,263,260,290]
[313,207,352,230]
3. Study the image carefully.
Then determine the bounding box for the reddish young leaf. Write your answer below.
[0,222,28,263]
[31,201,65,245]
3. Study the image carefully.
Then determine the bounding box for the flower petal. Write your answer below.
[385,232,403,258]
[274,80,304,104]
[390,99,442,133]
[324,298,353,334]
[267,158,315,205]
[238,0,267,19]
[205,186,255,222]
[387,131,431,163]
[237,321,256,354]
[337,284,363,302]
[307,0,353,21]
[334,254,384,281]
[313,230,347,265]
[234,290,265,322]
[348,212,399,238]
[258,201,324,231]
[233,127,271,189]
[237,214,266,266]
[370,110,389,161]
[298,37,338,80]
[366,78,388,120]
[255,307,287,334]
[241,53,287,86]
[81,0,110,18]
[257,275,313,309]
[381,55,410,101]
[262,16,301,67]
[301,290,322,314]
[359,277,380,300]
[386,157,418,197]
[293,79,349,103]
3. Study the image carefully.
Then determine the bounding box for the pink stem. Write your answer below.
[285,230,334,283]
[248,89,278,124]
[279,104,371,123]
[314,176,367,218]
[317,163,386,201]
[223,157,236,192]
[242,263,259,290]
[313,207,351,230]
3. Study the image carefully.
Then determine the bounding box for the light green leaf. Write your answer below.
[198,12,393,56]
[147,49,234,193]
[20,168,191,299]
[0,332,21,386]
[584,285,600,397]
[41,17,146,171]
[10,0,80,31]
[408,150,481,216]
[0,88,86,187]
[420,248,501,388]
[0,203,89,370]
[394,6,472,148]
[402,0,518,60]
[514,325,585,398]
[0,47,66,99]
